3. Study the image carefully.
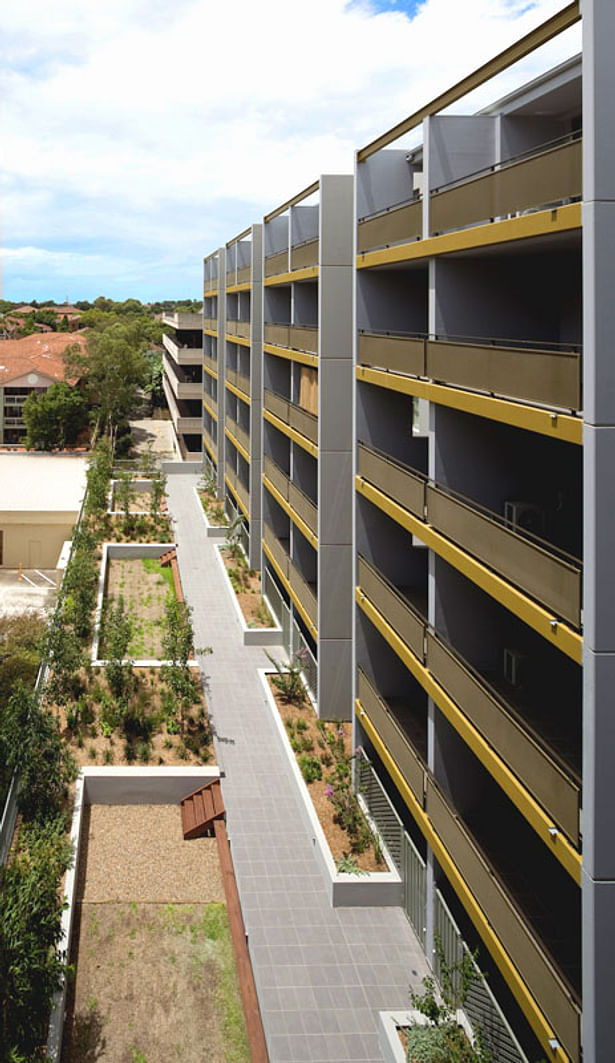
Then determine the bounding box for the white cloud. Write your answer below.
[1,0,580,298]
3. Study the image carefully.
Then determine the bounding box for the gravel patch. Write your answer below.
[79,804,224,903]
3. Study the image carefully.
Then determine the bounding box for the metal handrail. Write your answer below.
[358,327,582,355]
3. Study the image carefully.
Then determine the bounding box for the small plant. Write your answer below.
[124,741,136,763]
[163,737,173,749]
[136,741,150,764]
[336,854,367,875]
[88,745,97,761]
[103,747,114,765]
[298,753,322,784]
[266,649,308,705]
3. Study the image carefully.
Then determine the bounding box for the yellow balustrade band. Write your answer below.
[203,365,218,381]
[224,475,249,519]
[203,399,218,422]
[203,436,216,461]
[263,475,318,550]
[262,541,318,640]
[225,333,251,348]
[226,283,250,294]
[224,428,250,465]
[225,380,251,405]
[264,343,319,368]
[357,203,581,270]
[356,701,573,1063]
[355,587,581,882]
[356,365,582,446]
[264,265,319,286]
[203,328,217,337]
[355,477,582,664]
[263,410,318,458]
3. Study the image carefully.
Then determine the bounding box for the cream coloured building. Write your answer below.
[0,453,87,568]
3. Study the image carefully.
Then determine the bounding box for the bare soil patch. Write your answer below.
[62,805,249,1063]
[267,677,385,873]
[199,489,228,526]
[220,549,274,628]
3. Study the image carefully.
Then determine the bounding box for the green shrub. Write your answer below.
[298,754,322,784]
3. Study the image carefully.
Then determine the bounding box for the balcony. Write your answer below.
[162,354,202,401]
[264,323,318,356]
[357,555,580,843]
[291,237,319,270]
[263,455,318,537]
[226,416,250,458]
[264,250,288,278]
[162,332,202,367]
[426,778,580,1063]
[429,133,582,236]
[357,444,582,628]
[161,312,203,332]
[203,317,217,331]
[358,331,582,413]
[226,320,251,341]
[358,196,422,253]
[264,389,318,447]
[226,465,249,515]
[357,667,426,806]
[226,270,235,288]
[263,521,317,628]
[356,666,581,1063]
[203,425,217,462]
[203,353,218,376]
[204,277,218,294]
[226,366,250,398]
[236,265,251,285]
[162,377,202,434]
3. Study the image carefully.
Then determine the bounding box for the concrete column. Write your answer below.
[582,4,615,1060]
[249,225,263,570]
[318,174,354,720]
[216,247,226,499]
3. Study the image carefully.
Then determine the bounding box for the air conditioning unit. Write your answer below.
[504,500,546,537]
[503,648,526,689]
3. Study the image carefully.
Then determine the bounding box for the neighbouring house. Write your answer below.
[0,453,88,568]
[0,332,86,445]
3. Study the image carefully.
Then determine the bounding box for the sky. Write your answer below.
[1,0,580,303]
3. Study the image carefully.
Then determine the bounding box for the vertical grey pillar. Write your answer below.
[318,174,354,720]
[216,247,226,499]
[249,224,263,570]
[582,3,615,1060]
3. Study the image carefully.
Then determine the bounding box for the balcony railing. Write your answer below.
[357,667,426,806]
[226,270,235,287]
[358,196,422,253]
[357,443,582,629]
[430,134,582,236]
[226,416,250,457]
[264,249,289,277]
[263,455,318,536]
[358,331,582,412]
[236,264,251,285]
[264,389,318,446]
[226,366,250,397]
[203,426,217,462]
[425,778,580,1063]
[203,317,217,331]
[357,555,580,844]
[291,237,319,270]
[203,353,218,375]
[264,322,318,355]
[226,320,250,340]
[204,278,218,294]
[226,465,249,514]
[263,521,317,627]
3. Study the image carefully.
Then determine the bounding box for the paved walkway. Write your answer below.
[167,473,430,1063]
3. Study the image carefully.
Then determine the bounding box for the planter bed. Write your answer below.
[379,1009,476,1063]
[48,767,252,1063]
[108,477,168,514]
[51,664,213,768]
[259,669,402,906]
[215,546,282,647]
[194,485,228,537]
[92,542,188,665]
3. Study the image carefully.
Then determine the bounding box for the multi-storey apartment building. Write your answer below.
[161,310,203,460]
[199,3,615,1059]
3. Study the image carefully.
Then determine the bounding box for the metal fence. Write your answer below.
[224,495,249,559]
[263,567,291,649]
[356,754,426,948]
[291,617,318,702]
[434,890,529,1063]
[262,565,318,701]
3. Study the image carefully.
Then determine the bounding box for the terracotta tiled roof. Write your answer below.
[0,332,87,386]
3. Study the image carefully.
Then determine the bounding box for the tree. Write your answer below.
[22,381,88,450]
[143,348,164,408]
[103,596,133,701]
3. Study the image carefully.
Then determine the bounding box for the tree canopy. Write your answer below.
[22,381,88,451]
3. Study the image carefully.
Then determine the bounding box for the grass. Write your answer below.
[141,556,176,595]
